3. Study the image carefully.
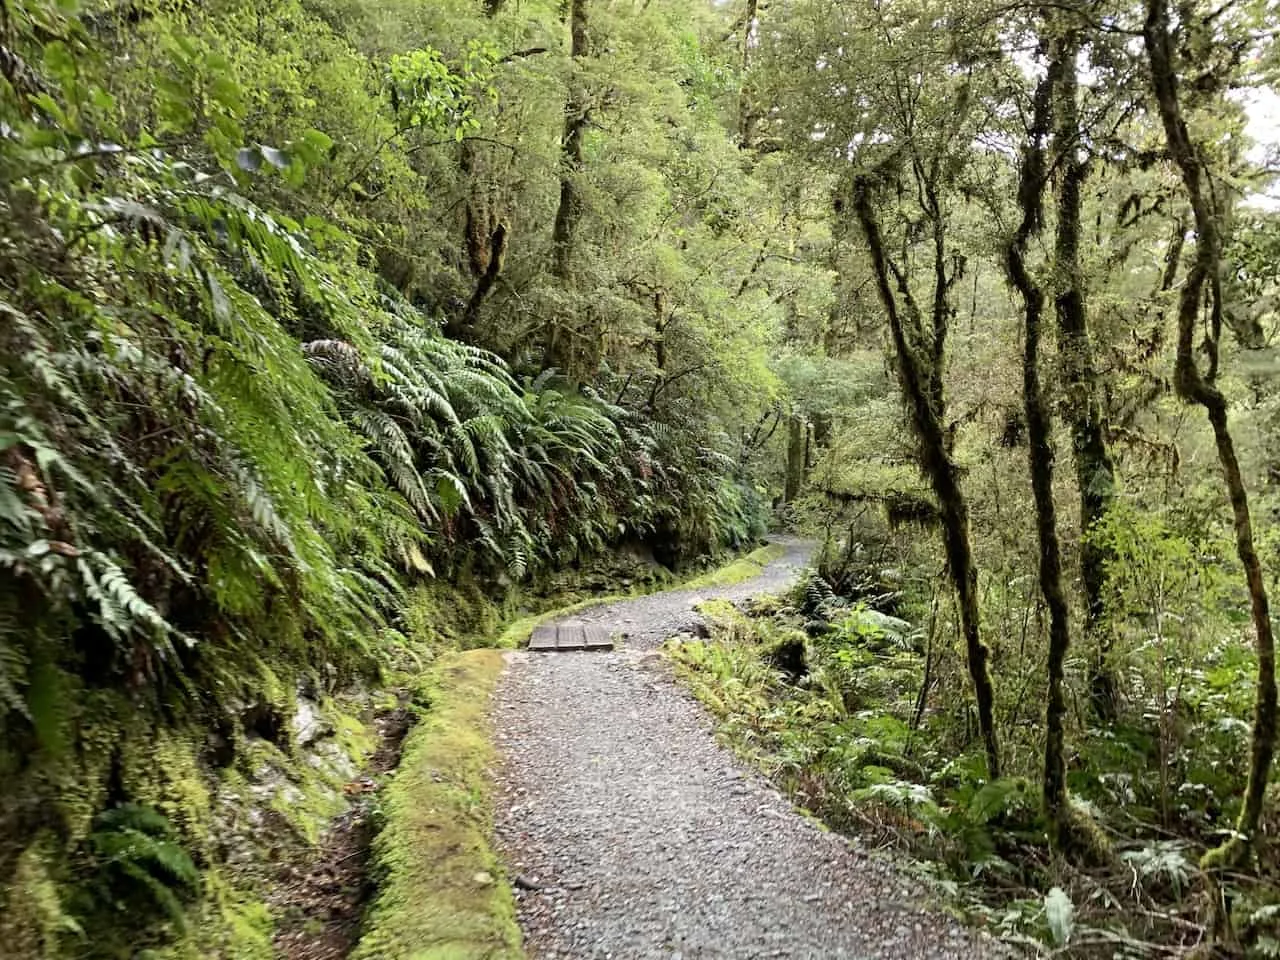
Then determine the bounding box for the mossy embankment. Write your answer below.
[353,649,520,960]
[682,542,787,590]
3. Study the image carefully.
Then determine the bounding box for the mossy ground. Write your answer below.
[353,649,521,960]
[682,543,786,590]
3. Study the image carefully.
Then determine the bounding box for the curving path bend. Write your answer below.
[492,539,1004,959]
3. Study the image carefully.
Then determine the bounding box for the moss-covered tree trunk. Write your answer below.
[852,176,1001,779]
[737,0,759,146]
[551,0,587,280]
[1003,64,1075,848]
[1051,29,1118,720]
[784,413,805,504]
[1144,0,1277,871]
[547,0,590,374]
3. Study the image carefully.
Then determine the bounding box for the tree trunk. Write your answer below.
[461,141,490,280]
[461,222,506,332]
[784,413,805,504]
[459,0,511,330]
[737,0,759,146]
[547,0,590,373]
[1144,0,1277,872]
[1051,29,1119,721]
[1003,64,1075,848]
[853,176,1001,779]
[448,140,509,340]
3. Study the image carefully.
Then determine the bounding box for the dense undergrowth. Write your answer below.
[671,553,1280,956]
[0,0,773,955]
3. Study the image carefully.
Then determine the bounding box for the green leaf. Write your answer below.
[42,41,76,80]
[89,87,116,113]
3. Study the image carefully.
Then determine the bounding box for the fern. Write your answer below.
[82,804,200,931]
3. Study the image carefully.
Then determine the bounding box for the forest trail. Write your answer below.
[493,541,1001,959]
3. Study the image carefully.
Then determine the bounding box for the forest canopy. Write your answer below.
[1,0,1279,955]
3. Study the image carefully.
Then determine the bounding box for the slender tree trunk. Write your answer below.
[1051,29,1119,721]
[455,0,513,333]
[1003,65,1075,848]
[547,0,590,372]
[925,185,956,422]
[551,12,587,281]
[737,0,759,145]
[461,141,489,280]
[1144,0,1277,871]
[882,174,962,445]
[460,222,506,332]
[853,176,1001,779]
[784,413,805,503]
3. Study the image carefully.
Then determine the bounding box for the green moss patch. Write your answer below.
[353,649,521,960]
[682,543,787,590]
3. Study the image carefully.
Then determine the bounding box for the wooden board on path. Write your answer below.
[582,624,614,650]
[528,621,616,652]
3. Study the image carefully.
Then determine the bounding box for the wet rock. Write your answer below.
[204,726,236,769]
[765,631,808,681]
[802,617,830,637]
[292,696,332,748]
[242,699,287,746]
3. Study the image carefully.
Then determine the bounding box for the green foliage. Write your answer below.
[74,805,200,942]
[673,561,1278,949]
[388,41,497,139]
[1042,886,1074,947]
[1120,841,1194,901]
[10,0,1276,951]
[1,0,784,951]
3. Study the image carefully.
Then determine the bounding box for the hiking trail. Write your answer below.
[493,541,1004,959]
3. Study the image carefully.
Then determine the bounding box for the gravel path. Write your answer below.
[493,540,1003,959]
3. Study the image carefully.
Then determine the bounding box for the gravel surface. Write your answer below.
[493,540,1005,959]
[561,537,815,652]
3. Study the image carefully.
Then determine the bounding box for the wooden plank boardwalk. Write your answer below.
[528,621,616,652]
